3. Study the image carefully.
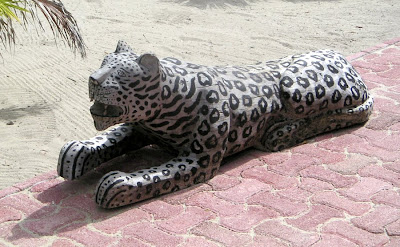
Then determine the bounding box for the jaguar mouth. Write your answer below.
[90,101,123,117]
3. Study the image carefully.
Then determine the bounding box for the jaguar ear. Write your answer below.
[115,40,134,53]
[137,53,160,74]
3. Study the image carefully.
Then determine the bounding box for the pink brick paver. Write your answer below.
[1,39,400,246]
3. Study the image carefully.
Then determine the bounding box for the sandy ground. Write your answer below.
[0,0,399,189]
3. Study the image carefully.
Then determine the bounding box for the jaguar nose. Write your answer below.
[90,67,113,85]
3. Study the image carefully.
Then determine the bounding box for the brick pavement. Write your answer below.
[1,38,400,246]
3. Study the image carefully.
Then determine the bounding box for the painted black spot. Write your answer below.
[344,95,353,107]
[287,66,299,73]
[234,80,246,92]
[280,76,294,87]
[190,140,204,154]
[324,74,334,87]
[257,118,266,132]
[315,84,326,99]
[206,90,219,103]
[312,61,324,71]
[243,126,252,138]
[294,59,308,66]
[319,99,328,110]
[228,130,238,142]
[332,90,342,103]
[153,176,161,183]
[161,86,171,99]
[345,72,355,83]
[209,108,220,124]
[306,70,318,82]
[242,95,252,107]
[218,122,228,135]
[194,172,206,184]
[262,86,273,98]
[327,64,339,74]
[229,94,240,110]
[249,73,263,83]
[200,105,209,115]
[164,57,182,65]
[351,86,360,100]
[174,172,181,181]
[338,78,349,90]
[292,89,302,103]
[296,77,310,89]
[187,63,201,69]
[311,55,325,61]
[173,65,187,76]
[146,184,152,194]
[162,169,170,176]
[258,98,268,113]
[191,167,198,176]
[212,151,222,164]
[295,105,305,114]
[184,174,190,182]
[222,78,233,89]
[217,81,228,96]
[305,92,314,106]
[232,71,247,79]
[143,174,151,181]
[198,120,210,136]
[271,100,280,112]
[198,155,210,168]
[261,71,274,81]
[249,84,260,95]
[197,72,212,86]
[250,108,260,122]
[163,181,171,190]
[222,102,230,117]
[205,135,218,149]
[237,111,247,127]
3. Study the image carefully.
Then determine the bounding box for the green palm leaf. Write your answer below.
[0,0,86,57]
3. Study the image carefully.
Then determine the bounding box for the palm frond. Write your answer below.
[0,0,86,58]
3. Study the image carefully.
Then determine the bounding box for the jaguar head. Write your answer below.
[89,40,161,130]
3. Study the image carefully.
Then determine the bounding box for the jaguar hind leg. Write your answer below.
[58,124,150,180]
[257,97,373,152]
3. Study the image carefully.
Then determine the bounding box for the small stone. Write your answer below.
[6,121,14,125]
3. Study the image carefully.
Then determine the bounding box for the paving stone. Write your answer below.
[191,222,252,247]
[219,155,264,177]
[162,183,212,205]
[386,219,400,236]
[122,222,183,247]
[186,191,244,216]
[206,175,240,190]
[384,162,400,173]
[111,237,151,247]
[23,208,86,235]
[258,151,291,166]
[268,153,318,176]
[352,205,400,233]
[372,190,400,208]
[0,222,49,246]
[327,153,376,175]
[248,235,288,247]
[178,236,220,247]
[312,234,358,247]
[242,166,298,189]
[59,223,118,247]
[299,177,334,192]
[276,187,312,202]
[299,165,358,188]
[248,191,308,216]
[0,206,22,224]
[215,178,271,203]
[220,206,279,232]
[156,206,215,234]
[255,220,319,247]
[0,193,44,216]
[61,193,110,220]
[323,220,389,247]
[51,239,80,247]
[291,144,346,164]
[385,237,400,247]
[312,191,371,216]
[140,200,184,220]
[286,205,343,231]
[339,177,393,202]
[92,208,151,234]
[359,165,400,187]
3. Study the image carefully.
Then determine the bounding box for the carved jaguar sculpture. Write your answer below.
[58,40,373,208]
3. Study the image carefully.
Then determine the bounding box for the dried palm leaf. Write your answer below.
[0,0,86,57]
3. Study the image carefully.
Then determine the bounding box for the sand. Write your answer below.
[0,0,399,189]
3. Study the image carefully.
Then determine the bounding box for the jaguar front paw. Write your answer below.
[57,141,102,180]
